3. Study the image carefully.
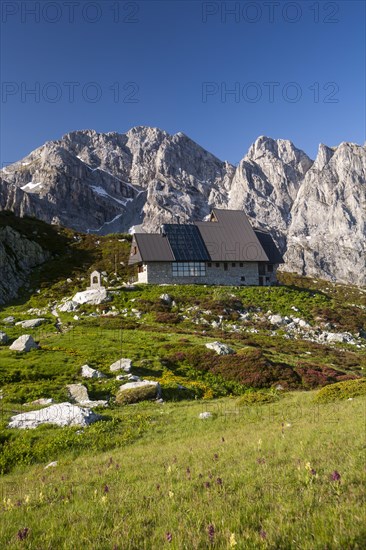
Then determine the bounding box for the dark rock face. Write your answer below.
[0,225,50,304]
[1,128,365,285]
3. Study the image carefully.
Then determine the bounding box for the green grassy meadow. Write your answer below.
[1,392,365,549]
[0,215,365,548]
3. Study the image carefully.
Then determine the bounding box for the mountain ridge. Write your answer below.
[1,127,365,285]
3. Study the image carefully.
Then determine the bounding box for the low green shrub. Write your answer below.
[314,378,366,403]
[237,389,281,406]
[115,384,158,405]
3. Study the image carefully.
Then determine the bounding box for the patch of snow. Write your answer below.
[21,182,43,191]
[91,185,128,206]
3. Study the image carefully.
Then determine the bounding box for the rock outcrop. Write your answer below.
[0,225,49,304]
[9,334,39,352]
[8,402,101,429]
[110,358,132,372]
[228,136,313,250]
[284,142,366,286]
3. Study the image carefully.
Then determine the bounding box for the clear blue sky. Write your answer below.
[1,0,365,165]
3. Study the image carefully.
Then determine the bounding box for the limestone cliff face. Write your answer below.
[1,128,365,285]
[228,136,313,249]
[0,226,49,304]
[284,143,366,286]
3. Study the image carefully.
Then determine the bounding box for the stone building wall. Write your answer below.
[136,261,277,285]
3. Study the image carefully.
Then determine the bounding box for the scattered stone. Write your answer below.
[205,341,235,355]
[67,384,90,404]
[117,380,161,399]
[15,318,46,329]
[160,293,172,305]
[44,461,58,469]
[66,383,108,408]
[66,278,72,283]
[8,402,101,429]
[110,358,132,372]
[119,380,160,391]
[0,331,9,344]
[9,334,39,352]
[3,316,15,324]
[116,374,140,382]
[73,288,108,305]
[59,300,79,312]
[27,398,53,406]
[269,314,286,325]
[199,412,213,419]
[81,364,106,379]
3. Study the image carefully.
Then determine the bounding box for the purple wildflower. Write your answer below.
[310,469,317,476]
[216,477,223,486]
[204,481,211,489]
[156,484,161,491]
[103,485,109,493]
[166,532,173,543]
[259,529,267,540]
[208,524,215,543]
[256,457,266,464]
[17,528,29,541]
[186,467,191,475]
[214,453,219,460]
[330,470,341,481]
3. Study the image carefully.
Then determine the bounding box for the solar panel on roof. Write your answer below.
[163,224,211,261]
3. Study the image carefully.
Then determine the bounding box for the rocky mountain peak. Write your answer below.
[0,128,364,285]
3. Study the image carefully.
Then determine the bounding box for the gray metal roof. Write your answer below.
[254,230,284,264]
[129,209,277,264]
[128,233,174,264]
[195,209,269,262]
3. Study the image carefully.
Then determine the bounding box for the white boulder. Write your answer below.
[9,334,39,352]
[15,318,46,329]
[110,358,132,372]
[269,314,286,325]
[81,364,106,379]
[66,383,107,408]
[59,300,79,312]
[118,380,161,396]
[73,288,108,305]
[205,341,235,355]
[199,412,213,419]
[8,402,101,429]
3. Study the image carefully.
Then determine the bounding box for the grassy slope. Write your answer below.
[1,392,365,549]
[0,214,366,547]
